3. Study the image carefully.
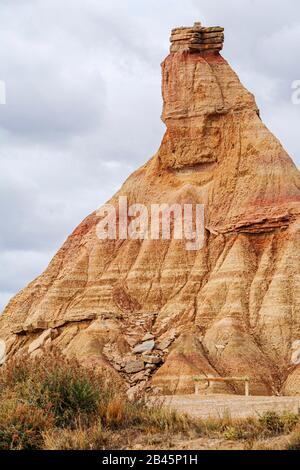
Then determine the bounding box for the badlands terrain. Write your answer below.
[0,22,300,401]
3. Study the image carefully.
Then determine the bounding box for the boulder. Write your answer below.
[133,340,155,354]
[157,338,173,351]
[292,340,300,351]
[145,363,157,371]
[28,329,53,354]
[130,370,150,383]
[142,333,155,341]
[292,349,300,366]
[142,354,162,365]
[125,360,145,374]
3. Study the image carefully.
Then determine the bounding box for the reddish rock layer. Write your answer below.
[0,25,300,397]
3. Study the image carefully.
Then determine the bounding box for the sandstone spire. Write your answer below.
[0,23,300,397]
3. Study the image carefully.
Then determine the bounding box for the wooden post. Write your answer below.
[245,379,249,397]
[193,376,251,396]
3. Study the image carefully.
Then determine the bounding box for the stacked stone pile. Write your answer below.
[170,21,224,53]
[103,329,177,398]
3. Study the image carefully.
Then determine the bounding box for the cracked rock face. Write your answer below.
[0,23,300,396]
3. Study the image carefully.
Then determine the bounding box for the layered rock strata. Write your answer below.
[0,23,300,397]
[170,22,224,53]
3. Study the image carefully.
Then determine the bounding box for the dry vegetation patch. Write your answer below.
[0,354,299,450]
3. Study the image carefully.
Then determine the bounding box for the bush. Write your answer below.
[0,353,194,449]
[257,411,299,437]
[0,354,104,427]
[202,411,300,442]
[281,412,299,434]
[35,362,101,426]
[258,411,284,435]
[0,399,53,450]
[9,354,300,450]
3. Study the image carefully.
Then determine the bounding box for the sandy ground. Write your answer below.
[158,394,300,419]
[130,395,300,450]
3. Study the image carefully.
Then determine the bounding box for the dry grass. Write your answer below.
[42,424,113,450]
[285,423,300,450]
[196,410,300,442]
[0,354,299,450]
[0,398,54,450]
[0,354,194,450]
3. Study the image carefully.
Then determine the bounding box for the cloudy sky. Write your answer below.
[0,0,300,311]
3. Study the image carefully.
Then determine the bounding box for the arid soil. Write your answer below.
[132,394,300,450]
[160,394,300,419]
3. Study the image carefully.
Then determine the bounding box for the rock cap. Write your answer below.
[170,21,224,54]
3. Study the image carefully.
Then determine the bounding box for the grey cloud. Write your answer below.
[0,249,50,294]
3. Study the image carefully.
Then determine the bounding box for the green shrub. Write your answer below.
[8,353,293,449]
[259,411,299,436]
[281,412,299,434]
[204,411,300,442]
[0,354,104,427]
[36,365,101,426]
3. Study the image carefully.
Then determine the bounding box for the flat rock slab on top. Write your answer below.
[170,22,225,53]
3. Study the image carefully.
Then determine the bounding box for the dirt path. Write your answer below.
[159,394,300,419]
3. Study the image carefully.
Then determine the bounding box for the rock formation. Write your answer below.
[0,22,300,397]
[170,22,224,53]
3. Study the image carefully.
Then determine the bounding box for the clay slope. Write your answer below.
[1,23,300,397]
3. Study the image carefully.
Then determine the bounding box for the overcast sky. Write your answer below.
[0,0,300,311]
